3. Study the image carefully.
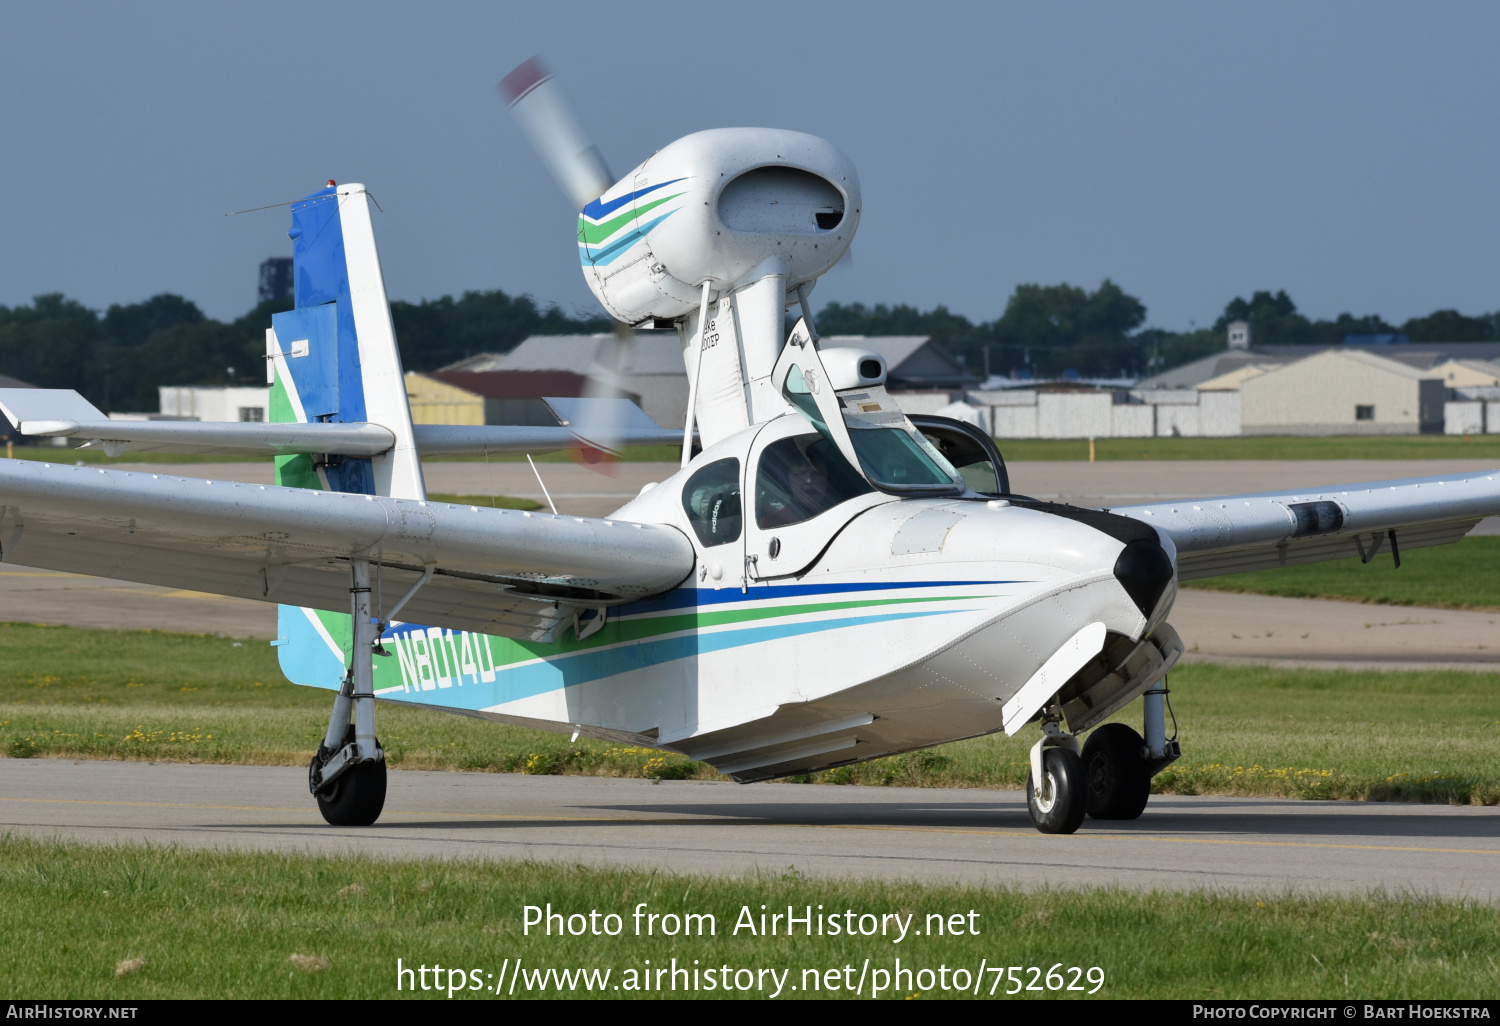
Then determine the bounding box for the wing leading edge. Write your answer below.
[0,459,694,640]
[1109,469,1500,581]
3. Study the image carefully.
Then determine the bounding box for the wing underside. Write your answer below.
[1109,469,1500,581]
[0,460,694,640]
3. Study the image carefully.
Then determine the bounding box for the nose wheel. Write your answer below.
[1025,746,1088,834]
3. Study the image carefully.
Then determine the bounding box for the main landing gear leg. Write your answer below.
[1082,676,1181,821]
[1025,702,1087,834]
[308,559,387,826]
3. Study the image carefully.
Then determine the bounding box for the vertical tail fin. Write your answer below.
[265,182,424,499]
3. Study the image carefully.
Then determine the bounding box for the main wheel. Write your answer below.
[1083,723,1151,820]
[311,727,387,826]
[1025,746,1087,834]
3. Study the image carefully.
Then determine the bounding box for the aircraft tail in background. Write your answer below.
[266,182,425,500]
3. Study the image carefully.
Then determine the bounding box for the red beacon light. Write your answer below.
[327,180,337,187]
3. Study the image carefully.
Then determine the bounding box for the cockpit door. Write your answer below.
[742,415,893,581]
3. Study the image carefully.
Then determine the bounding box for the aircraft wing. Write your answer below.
[1109,469,1500,581]
[0,458,694,640]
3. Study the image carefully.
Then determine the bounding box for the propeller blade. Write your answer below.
[568,321,635,474]
[499,56,614,211]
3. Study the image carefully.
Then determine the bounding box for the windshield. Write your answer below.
[756,434,873,529]
[782,365,961,494]
[847,425,959,491]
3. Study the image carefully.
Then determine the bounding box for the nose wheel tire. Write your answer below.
[1082,723,1152,820]
[1025,746,1087,834]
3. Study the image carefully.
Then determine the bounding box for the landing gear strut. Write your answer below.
[308,560,386,826]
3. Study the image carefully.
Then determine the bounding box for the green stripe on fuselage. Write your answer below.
[480,593,988,669]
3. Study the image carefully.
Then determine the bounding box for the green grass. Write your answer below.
[2,838,1496,999]
[996,435,1500,462]
[3,623,1499,803]
[426,492,541,511]
[1188,535,1500,611]
[424,444,682,464]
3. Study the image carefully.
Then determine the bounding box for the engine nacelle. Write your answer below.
[577,128,860,325]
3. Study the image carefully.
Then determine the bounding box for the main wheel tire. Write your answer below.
[1025,746,1087,834]
[1082,723,1151,820]
[311,727,387,826]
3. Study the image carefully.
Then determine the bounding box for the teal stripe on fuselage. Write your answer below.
[386,607,965,712]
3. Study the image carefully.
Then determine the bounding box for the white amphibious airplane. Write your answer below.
[2,60,1498,835]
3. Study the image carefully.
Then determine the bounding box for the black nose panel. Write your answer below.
[1113,538,1175,616]
[1002,499,1175,616]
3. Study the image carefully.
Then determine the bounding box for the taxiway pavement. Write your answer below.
[2,760,1495,895]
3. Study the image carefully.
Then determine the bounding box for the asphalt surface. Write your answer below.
[3,760,1496,895]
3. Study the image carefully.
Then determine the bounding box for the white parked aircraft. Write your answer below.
[1,60,1496,834]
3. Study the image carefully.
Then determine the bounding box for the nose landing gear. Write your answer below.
[1025,745,1087,834]
[1025,705,1088,834]
[1026,677,1181,833]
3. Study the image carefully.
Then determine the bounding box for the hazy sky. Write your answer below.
[3,2,1497,331]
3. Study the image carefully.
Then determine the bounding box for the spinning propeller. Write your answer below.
[501,56,634,470]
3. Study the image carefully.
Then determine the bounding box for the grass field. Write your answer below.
[426,492,541,511]
[2,837,1495,999]
[1186,535,1500,611]
[2,623,1497,804]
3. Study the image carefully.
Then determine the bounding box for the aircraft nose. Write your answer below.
[1113,536,1175,617]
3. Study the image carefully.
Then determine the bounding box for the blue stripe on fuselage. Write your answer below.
[615,580,1027,618]
[581,179,685,220]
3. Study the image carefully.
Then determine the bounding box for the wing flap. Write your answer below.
[1176,518,1478,581]
[0,459,694,639]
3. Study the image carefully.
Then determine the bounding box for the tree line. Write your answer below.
[819,286,1500,380]
[1,283,1495,412]
[0,291,607,413]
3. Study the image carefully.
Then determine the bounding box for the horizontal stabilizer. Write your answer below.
[0,389,108,433]
[542,397,662,433]
[414,397,681,455]
[0,389,679,458]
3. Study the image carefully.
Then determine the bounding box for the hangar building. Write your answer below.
[1239,349,1446,435]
